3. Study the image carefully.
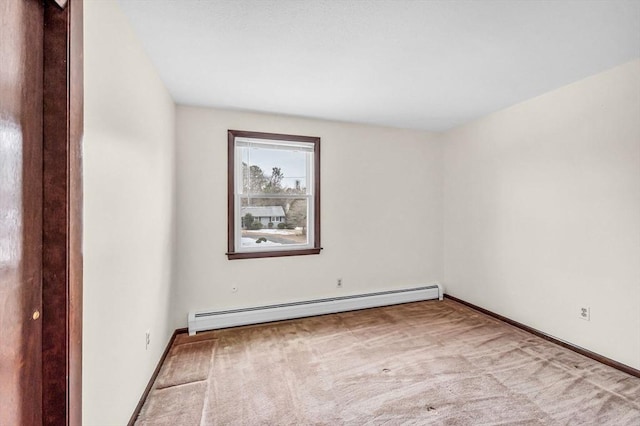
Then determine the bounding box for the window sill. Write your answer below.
[226,247,322,260]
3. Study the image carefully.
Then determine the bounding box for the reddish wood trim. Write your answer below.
[227,130,322,260]
[313,136,321,250]
[42,0,83,424]
[0,1,44,424]
[67,1,84,424]
[444,294,640,378]
[227,248,322,260]
[128,328,189,426]
[228,129,320,144]
[227,131,236,255]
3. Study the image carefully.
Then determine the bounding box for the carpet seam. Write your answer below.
[198,338,217,426]
[154,378,208,391]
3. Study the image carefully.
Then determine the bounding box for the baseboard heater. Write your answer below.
[188,284,442,335]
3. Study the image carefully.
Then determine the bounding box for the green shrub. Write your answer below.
[285,223,296,229]
[268,222,274,229]
[242,213,254,229]
[277,222,286,229]
[249,221,263,230]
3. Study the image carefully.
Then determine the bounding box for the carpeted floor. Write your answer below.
[135,299,640,425]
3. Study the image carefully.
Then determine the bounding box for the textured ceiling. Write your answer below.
[117,0,640,132]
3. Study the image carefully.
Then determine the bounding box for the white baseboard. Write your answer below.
[188,283,442,335]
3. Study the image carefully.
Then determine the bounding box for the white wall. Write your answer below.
[443,60,640,369]
[83,5,638,420]
[83,1,176,424]
[173,107,442,328]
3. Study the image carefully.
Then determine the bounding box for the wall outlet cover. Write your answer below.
[579,306,590,321]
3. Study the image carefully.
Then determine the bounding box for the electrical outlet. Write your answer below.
[145,329,151,350]
[579,306,590,321]
[337,278,343,288]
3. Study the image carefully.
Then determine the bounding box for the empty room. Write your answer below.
[1,0,638,424]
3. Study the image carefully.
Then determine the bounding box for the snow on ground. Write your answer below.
[241,237,283,247]
[244,228,299,235]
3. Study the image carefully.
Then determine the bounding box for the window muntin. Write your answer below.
[227,130,321,259]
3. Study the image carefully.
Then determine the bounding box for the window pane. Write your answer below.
[239,197,309,248]
[238,146,309,195]
[228,130,320,259]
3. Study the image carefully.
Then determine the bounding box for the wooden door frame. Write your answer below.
[42,0,83,424]
[0,0,44,424]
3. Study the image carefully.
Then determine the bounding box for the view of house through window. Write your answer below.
[228,130,321,259]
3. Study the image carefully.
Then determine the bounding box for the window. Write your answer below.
[227,130,321,259]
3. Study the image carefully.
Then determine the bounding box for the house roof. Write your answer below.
[241,206,285,218]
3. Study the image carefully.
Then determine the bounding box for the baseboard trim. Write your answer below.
[127,327,189,426]
[444,294,640,379]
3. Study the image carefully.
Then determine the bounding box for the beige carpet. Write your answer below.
[135,299,640,425]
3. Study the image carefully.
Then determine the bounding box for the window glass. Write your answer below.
[227,130,321,259]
